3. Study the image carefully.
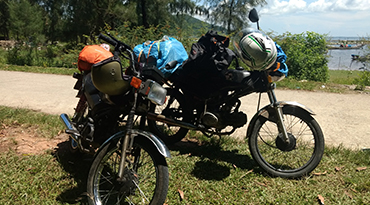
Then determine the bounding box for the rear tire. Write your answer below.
[87,136,169,204]
[69,96,88,154]
[148,88,190,144]
[248,106,324,178]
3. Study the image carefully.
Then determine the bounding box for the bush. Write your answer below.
[4,24,200,69]
[275,32,329,82]
[5,42,79,68]
[6,44,33,66]
[354,69,370,90]
[0,49,8,64]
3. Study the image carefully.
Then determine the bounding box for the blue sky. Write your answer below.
[257,0,370,37]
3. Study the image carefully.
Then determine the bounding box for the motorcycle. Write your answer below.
[147,8,325,178]
[60,33,170,204]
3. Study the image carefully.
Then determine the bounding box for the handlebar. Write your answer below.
[98,33,117,47]
[98,33,131,51]
[98,33,139,76]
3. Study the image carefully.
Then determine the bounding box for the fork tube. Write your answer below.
[118,91,138,179]
[267,88,290,144]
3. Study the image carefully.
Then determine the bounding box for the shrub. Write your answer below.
[275,32,329,82]
[353,67,370,90]
[5,42,79,68]
[0,49,8,64]
[6,44,33,66]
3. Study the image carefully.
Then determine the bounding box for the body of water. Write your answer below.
[327,45,368,70]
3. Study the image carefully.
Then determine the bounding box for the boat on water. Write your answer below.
[351,54,359,60]
[327,44,364,49]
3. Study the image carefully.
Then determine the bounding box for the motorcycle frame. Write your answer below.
[149,71,316,143]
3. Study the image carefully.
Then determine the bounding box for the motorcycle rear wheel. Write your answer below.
[70,97,88,154]
[148,88,190,144]
[87,136,169,205]
[248,106,324,178]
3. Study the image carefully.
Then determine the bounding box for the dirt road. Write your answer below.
[1,70,369,150]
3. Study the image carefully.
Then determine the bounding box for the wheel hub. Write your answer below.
[275,133,296,152]
[118,170,139,196]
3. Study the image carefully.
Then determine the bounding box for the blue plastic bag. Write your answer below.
[133,36,188,78]
[275,42,288,76]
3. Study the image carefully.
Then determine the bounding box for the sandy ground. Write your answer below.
[0,70,369,153]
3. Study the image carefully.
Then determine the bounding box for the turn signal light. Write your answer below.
[130,77,142,88]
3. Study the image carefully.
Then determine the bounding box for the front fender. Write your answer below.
[246,101,315,139]
[95,129,171,159]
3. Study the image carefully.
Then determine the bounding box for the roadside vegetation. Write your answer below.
[1,24,369,92]
[0,106,369,204]
[1,0,369,90]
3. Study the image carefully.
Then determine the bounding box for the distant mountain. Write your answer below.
[172,14,226,36]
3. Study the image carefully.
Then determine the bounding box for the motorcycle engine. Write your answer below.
[91,104,121,144]
[202,110,247,129]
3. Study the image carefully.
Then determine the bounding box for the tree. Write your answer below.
[206,0,266,34]
[136,0,173,28]
[134,0,202,28]
[34,0,67,43]
[8,0,44,42]
[0,0,9,39]
[169,0,207,28]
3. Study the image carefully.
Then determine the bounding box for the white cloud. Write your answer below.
[260,0,370,15]
[255,0,370,36]
[308,0,370,11]
[259,0,305,14]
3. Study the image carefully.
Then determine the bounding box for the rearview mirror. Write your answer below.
[248,8,259,23]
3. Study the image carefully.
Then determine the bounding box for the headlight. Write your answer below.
[139,80,167,105]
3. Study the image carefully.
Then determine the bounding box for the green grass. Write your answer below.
[275,69,369,93]
[0,106,64,138]
[0,63,77,75]
[328,70,363,85]
[164,136,370,204]
[0,131,369,204]
[0,151,87,204]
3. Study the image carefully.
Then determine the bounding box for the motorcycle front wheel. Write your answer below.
[87,136,169,204]
[148,88,191,144]
[248,106,324,178]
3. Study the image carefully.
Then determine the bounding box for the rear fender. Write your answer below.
[246,101,315,139]
[94,129,171,159]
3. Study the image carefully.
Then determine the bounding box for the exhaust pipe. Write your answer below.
[60,113,79,142]
[147,112,197,130]
[60,113,74,130]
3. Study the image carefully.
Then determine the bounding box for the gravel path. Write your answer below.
[1,70,369,150]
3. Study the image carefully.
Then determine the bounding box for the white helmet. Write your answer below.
[233,29,277,71]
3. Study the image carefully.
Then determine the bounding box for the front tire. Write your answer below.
[87,136,169,204]
[248,106,324,178]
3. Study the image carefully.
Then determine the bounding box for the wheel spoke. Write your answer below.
[132,179,150,203]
